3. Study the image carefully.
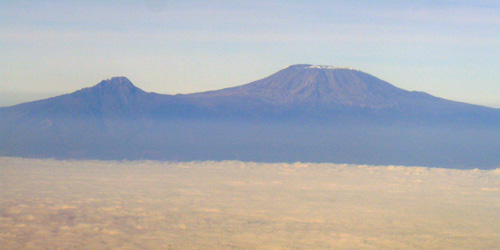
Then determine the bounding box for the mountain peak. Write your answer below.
[96,76,136,89]
[195,64,407,108]
[86,76,145,96]
[64,76,147,112]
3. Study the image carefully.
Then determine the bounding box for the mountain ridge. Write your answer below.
[1,64,500,168]
[190,64,492,112]
[3,65,497,114]
[2,64,499,123]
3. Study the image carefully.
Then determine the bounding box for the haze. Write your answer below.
[1,158,499,249]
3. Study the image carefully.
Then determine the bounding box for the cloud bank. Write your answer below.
[1,157,499,249]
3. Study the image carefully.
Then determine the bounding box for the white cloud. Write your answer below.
[1,157,500,249]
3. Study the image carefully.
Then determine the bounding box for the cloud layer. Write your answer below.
[1,157,499,249]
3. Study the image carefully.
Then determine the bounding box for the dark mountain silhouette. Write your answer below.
[1,65,500,168]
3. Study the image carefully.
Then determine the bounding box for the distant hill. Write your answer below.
[1,65,499,168]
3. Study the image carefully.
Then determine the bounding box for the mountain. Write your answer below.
[4,65,497,122]
[194,64,415,107]
[188,64,498,123]
[1,65,500,168]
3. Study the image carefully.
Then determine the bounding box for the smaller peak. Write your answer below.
[103,76,133,84]
[111,76,129,80]
[97,76,135,88]
[90,76,143,94]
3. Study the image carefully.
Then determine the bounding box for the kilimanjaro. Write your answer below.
[1,64,499,168]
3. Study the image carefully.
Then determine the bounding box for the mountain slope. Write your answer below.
[188,64,498,122]
[3,77,162,118]
[1,65,500,168]
[2,65,498,121]
[191,64,411,107]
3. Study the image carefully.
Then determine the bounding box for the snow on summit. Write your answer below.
[306,65,359,71]
[284,64,360,71]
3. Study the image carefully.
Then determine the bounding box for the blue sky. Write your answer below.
[1,0,499,107]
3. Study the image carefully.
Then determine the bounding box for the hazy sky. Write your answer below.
[1,1,499,107]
